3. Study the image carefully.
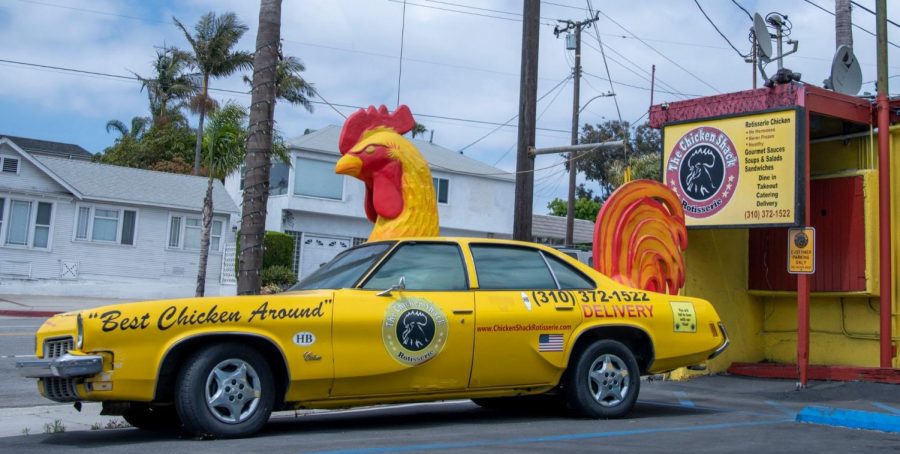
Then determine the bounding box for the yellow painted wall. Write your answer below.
[676,131,898,372]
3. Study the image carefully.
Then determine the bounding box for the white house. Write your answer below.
[224,126,516,279]
[0,135,239,299]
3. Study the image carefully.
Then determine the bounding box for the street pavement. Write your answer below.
[1,293,898,450]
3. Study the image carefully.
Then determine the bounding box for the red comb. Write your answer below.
[339,105,416,154]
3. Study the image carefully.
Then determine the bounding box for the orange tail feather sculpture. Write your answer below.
[593,180,688,295]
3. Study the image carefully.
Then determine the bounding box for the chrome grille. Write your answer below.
[43,377,78,402]
[43,337,74,359]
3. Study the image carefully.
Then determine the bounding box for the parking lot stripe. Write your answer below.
[673,391,695,408]
[797,406,900,433]
[871,402,900,415]
[309,418,792,454]
[764,400,796,417]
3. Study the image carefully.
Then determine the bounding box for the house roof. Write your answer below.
[532,214,595,244]
[286,126,516,182]
[0,134,93,160]
[33,155,239,214]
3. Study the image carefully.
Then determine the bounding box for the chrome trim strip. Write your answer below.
[708,322,730,360]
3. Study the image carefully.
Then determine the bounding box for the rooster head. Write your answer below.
[335,105,417,222]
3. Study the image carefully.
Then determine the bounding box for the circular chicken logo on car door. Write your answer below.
[382,297,448,366]
[666,126,739,218]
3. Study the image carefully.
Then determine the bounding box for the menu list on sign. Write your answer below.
[741,115,794,222]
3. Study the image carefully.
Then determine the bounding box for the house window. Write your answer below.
[74,205,137,245]
[270,161,289,196]
[1,157,19,174]
[433,177,450,204]
[3,199,52,249]
[168,214,223,252]
[294,157,343,199]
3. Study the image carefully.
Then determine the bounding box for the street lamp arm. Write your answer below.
[579,92,616,114]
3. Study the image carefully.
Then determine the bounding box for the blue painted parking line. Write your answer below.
[764,400,796,417]
[309,418,792,454]
[673,391,695,408]
[871,402,900,415]
[797,406,900,433]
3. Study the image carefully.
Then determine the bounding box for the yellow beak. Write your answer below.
[335,154,362,177]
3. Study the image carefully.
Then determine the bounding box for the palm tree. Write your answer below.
[239,0,282,295]
[174,12,254,176]
[411,122,428,139]
[196,103,247,296]
[135,47,196,127]
[243,55,316,112]
[106,117,150,141]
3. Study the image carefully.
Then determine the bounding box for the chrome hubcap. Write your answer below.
[588,354,630,407]
[204,358,262,424]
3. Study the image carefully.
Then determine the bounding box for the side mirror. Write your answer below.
[376,276,406,297]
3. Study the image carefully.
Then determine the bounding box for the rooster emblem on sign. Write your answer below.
[335,105,439,241]
[684,146,719,199]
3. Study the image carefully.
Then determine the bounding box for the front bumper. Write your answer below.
[708,322,730,360]
[16,354,103,378]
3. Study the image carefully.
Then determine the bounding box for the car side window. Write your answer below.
[470,244,557,290]
[362,243,468,291]
[543,253,595,289]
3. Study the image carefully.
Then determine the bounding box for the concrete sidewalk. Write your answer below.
[0,294,137,317]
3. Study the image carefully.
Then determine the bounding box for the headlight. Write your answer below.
[76,313,84,350]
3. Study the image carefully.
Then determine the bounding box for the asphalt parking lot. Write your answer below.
[3,375,898,453]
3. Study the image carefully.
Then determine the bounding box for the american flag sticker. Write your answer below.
[538,334,564,352]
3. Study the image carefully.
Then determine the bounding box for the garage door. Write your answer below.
[299,233,352,280]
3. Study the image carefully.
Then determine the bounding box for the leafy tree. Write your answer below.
[196,103,248,296]
[574,120,662,195]
[547,184,602,220]
[174,11,254,175]
[135,47,196,127]
[99,122,196,173]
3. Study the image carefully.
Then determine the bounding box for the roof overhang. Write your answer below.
[0,137,84,199]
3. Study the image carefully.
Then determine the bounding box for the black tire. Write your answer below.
[564,340,640,418]
[175,343,275,438]
[122,404,182,432]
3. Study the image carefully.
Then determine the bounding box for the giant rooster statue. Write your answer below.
[593,179,688,295]
[335,105,439,241]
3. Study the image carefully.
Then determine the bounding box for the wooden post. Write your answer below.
[514,0,540,242]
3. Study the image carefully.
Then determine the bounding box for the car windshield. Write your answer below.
[290,242,394,290]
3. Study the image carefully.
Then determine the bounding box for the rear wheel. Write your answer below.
[564,340,640,418]
[175,343,274,438]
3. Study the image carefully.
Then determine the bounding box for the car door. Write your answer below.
[330,242,475,397]
[468,244,586,388]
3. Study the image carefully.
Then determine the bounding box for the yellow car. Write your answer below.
[17,238,728,438]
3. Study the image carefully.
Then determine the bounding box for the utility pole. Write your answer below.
[875,0,893,369]
[513,0,540,241]
[555,13,599,247]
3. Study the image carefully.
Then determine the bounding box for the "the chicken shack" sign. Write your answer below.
[662,108,801,228]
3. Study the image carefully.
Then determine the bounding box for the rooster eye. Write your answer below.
[364,145,377,154]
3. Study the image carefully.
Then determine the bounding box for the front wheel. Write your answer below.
[175,343,275,438]
[564,340,640,418]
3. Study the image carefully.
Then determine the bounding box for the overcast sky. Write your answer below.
[2,0,899,212]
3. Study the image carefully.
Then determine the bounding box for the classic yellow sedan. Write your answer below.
[17,238,728,438]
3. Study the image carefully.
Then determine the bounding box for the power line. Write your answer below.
[694,0,750,58]
[592,8,721,94]
[492,73,572,165]
[849,1,900,29]
[802,0,900,49]
[0,56,571,134]
[582,71,703,98]
[581,40,689,99]
[385,0,557,26]
[730,0,753,20]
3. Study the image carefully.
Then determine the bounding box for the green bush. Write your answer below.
[264,231,294,269]
[261,265,297,288]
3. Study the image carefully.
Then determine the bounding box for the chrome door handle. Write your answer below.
[452,309,474,315]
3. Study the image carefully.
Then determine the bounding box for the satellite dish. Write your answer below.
[754,13,772,61]
[829,45,862,95]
